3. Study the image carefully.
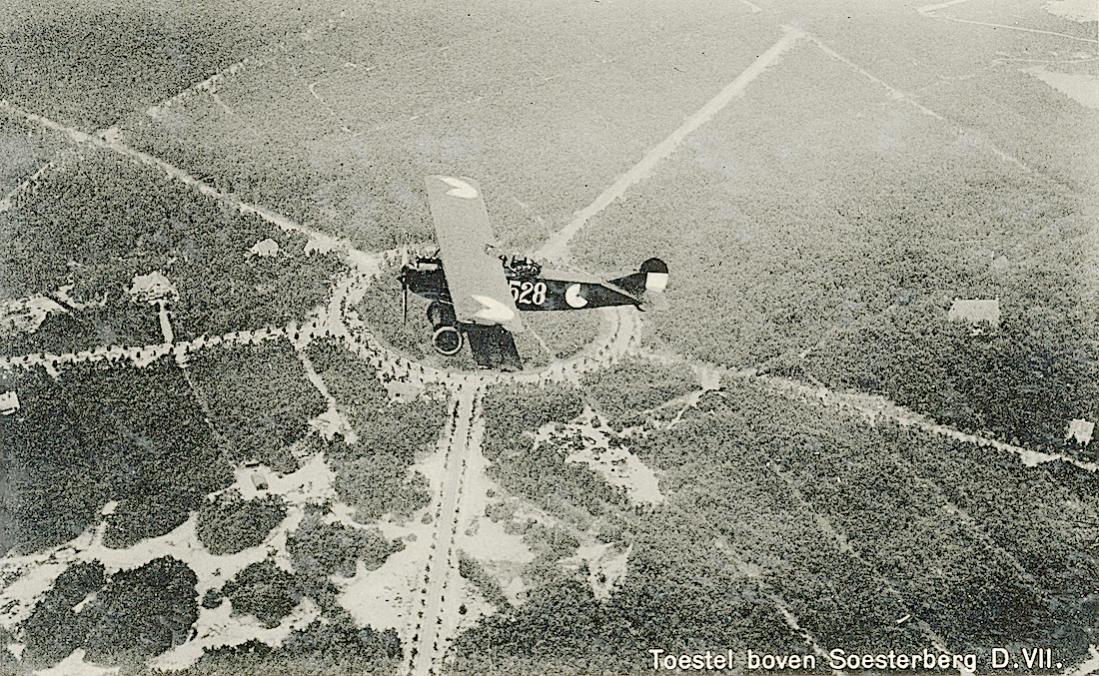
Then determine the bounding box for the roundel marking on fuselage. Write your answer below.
[565,284,588,308]
[440,176,478,199]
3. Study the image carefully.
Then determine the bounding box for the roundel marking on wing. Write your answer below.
[440,176,479,199]
[565,284,588,308]
[471,294,516,323]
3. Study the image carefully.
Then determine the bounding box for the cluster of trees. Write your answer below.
[331,450,432,522]
[195,490,287,556]
[566,53,1098,459]
[307,338,446,521]
[20,561,106,666]
[287,513,403,579]
[1,296,162,356]
[1,360,232,555]
[579,356,699,428]
[457,367,1097,672]
[352,263,440,362]
[0,117,65,195]
[0,147,344,345]
[0,626,15,672]
[457,552,511,611]
[195,506,405,649]
[629,379,1094,663]
[895,426,1099,640]
[479,383,632,522]
[803,303,1099,455]
[481,382,585,461]
[180,613,401,676]
[81,557,200,664]
[20,557,199,669]
[216,559,302,629]
[1,1,291,131]
[187,342,327,471]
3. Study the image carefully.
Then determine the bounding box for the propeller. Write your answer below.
[400,248,409,324]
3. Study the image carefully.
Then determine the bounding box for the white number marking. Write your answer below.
[509,280,547,306]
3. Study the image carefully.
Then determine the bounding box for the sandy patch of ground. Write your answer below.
[455,409,535,575]
[561,540,632,601]
[1024,66,1099,110]
[152,598,320,671]
[334,398,452,640]
[33,648,119,676]
[1045,0,1099,22]
[546,408,665,506]
[335,553,414,634]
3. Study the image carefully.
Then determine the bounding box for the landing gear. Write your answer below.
[427,302,463,356]
[432,326,463,356]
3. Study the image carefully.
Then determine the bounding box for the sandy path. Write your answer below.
[403,382,481,676]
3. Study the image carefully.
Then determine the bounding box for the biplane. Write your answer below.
[398,175,669,370]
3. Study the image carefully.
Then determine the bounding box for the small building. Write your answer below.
[250,471,269,491]
[0,390,19,415]
[248,238,280,258]
[1065,419,1095,447]
[947,298,1001,328]
[128,271,177,304]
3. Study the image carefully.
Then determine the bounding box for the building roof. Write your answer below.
[248,238,280,258]
[0,390,19,415]
[947,298,1001,327]
[1066,419,1095,446]
[129,271,177,303]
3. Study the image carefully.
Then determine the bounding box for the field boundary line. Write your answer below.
[633,347,1098,474]
[803,31,1068,178]
[534,25,805,263]
[0,98,368,265]
[917,0,1099,46]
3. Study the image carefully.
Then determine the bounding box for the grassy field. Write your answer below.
[0,0,332,131]
[117,0,779,252]
[572,29,1098,453]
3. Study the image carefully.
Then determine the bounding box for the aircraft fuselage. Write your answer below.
[400,257,643,314]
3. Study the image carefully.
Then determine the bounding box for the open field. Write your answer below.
[1,0,1097,674]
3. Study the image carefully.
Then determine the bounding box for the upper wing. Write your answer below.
[424,175,523,333]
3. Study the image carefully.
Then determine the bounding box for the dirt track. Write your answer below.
[403,383,481,676]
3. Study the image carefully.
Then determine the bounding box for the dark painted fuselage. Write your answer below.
[399,257,642,315]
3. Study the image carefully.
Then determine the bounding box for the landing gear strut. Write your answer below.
[427,302,463,356]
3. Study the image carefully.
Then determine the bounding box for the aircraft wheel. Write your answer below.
[432,325,463,356]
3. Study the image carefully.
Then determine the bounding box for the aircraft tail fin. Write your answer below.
[609,258,669,308]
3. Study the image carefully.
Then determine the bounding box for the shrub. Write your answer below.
[81,557,199,664]
[221,559,301,629]
[287,514,404,579]
[196,490,288,555]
